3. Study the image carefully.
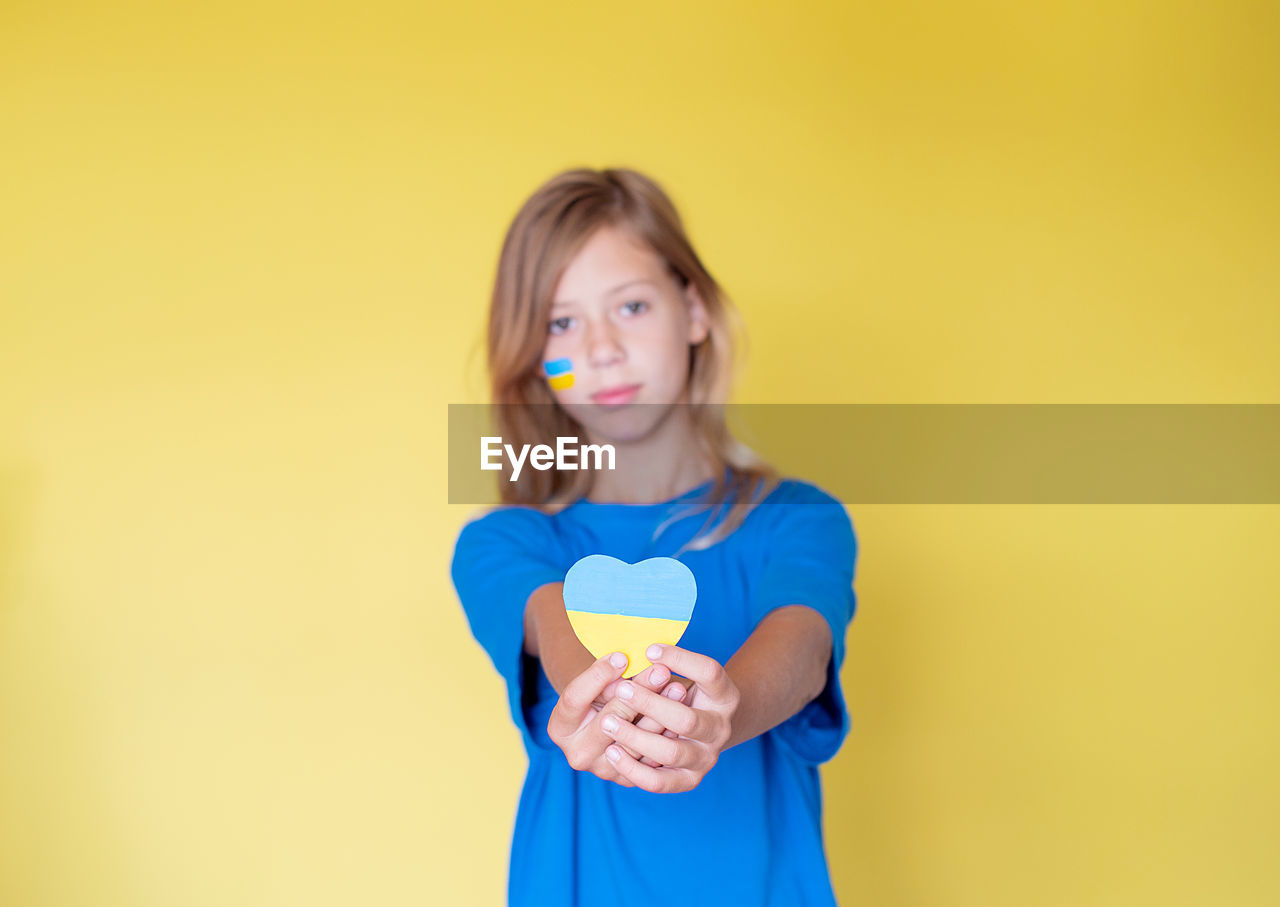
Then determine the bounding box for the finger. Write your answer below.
[658,682,687,742]
[613,679,709,741]
[602,714,689,768]
[645,644,735,701]
[603,675,692,764]
[633,675,681,766]
[634,712,667,735]
[596,663,683,764]
[631,715,666,766]
[634,680,681,738]
[605,744,684,794]
[627,665,676,727]
[592,708,651,764]
[601,662,670,728]
[655,680,691,741]
[601,760,636,787]
[632,677,680,766]
[635,662,671,693]
[548,652,628,738]
[602,663,670,713]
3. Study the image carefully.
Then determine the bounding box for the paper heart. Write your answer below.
[562,554,697,676]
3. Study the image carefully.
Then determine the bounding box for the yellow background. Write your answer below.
[2,2,1277,905]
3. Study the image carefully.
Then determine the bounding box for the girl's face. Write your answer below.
[543,224,708,442]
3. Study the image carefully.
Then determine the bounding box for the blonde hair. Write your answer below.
[486,166,779,552]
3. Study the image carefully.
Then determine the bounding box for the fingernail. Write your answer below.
[666,684,685,700]
[646,644,663,660]
[601,715,619,733]
[609,652,628,670]
[618,681,634,700]
[649,666,669,685]
[606,745,621,762]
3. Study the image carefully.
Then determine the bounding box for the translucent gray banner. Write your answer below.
[447,404,1280,504]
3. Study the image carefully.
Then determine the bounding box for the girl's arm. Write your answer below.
[523,581,595,693]
[722,604,832,750]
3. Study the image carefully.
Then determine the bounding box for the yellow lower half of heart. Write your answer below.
[565,611,690,677]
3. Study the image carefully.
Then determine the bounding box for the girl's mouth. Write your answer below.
[590,383,642,405]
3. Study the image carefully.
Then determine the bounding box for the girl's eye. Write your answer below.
[549,316,574,335]
[620,300,649,316]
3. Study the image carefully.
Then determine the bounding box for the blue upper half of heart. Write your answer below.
[562,554,697,621]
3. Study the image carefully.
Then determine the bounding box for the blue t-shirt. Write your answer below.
[449,476,859,906]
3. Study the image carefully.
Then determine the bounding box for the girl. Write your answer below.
[450,167,858,906]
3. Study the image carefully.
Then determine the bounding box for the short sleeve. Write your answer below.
[450,506,567,752]
[748,482,859,765]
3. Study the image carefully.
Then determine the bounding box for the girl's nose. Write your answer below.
[585,319,625,368]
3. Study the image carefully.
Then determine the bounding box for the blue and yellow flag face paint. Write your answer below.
[562,554,697,676]
[543,357,574,390]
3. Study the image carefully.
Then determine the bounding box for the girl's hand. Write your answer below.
[600,665,690,769]
[547,653,681,783]
[597,644,740,793]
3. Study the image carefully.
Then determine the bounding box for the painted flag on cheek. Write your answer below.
[544,357,574,390]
